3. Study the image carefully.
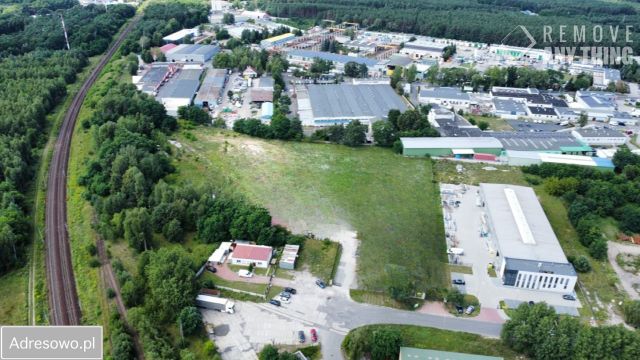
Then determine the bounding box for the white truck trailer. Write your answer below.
[195,294,235,314]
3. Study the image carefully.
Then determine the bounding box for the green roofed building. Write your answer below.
[399,347,504,360]
[400,137,503,157]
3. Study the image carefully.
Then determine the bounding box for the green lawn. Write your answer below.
[0,268,28,325]
[296,239,341,282]
[433,160,527,186]
[343,324,520,359]
[467,115,514,132]
[172,130,448,292]
[201,271,269,296]
[349,289,414,310]
[448,264,473,275]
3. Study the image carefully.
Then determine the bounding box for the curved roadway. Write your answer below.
[45,15,140,326]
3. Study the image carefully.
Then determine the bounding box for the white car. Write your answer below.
[277,296,291,304]
[238,270,253,278]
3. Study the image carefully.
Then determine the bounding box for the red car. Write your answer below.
[310,328,318,343]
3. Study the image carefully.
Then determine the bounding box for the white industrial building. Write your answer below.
[279,244,300,270]
[418,87,471,110]
[228,244,273,268]
[479,183,577,293]
[571,127,627,147]
[166,44,220,63]
[399,41,446,59]
[162,28,199,43]
[155,65,204,116]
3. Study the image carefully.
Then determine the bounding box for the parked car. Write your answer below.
[277,296,291,304]
[310,328,318,343]
[563,294,576,301]
[284,287,297,294]
[455,305,464,314]
[528,301,535,306]
[465,305,475,315]
[315,279,326,289]
[298,330,306,343]
[269,299,281,307]
[452,279,465,285]
[238,270,253,278]
[279,291,291,299]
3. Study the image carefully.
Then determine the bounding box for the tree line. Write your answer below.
[0,2,134,57]
[0,1,134,275]
[523,146,640,260]
[503,302,640,360]
[258,0,640,52]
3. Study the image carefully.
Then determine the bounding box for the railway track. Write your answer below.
[45,14,140,326]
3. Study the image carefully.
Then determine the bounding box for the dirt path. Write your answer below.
[607,241,640,300]
[96,235,145,359]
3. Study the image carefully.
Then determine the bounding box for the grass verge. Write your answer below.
[297,239,341,282]
[343,324,520,359]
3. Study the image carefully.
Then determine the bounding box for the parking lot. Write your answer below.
[441,184,582,316]
[201,270,344,359]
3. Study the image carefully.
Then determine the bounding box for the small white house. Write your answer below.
[228,244,273,268]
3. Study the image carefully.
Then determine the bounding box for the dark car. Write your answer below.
[310,328,318,343]
[269,299,281,307]
[528,301,535,306]
[315,279,326,289]
[452,279,465,285]
[563,294,576,301]
[284,287,297,294]
[298,330,306,343]
[455,305,464,314]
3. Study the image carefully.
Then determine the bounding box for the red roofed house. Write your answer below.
[160,43,178,54]
[229,244,273,268]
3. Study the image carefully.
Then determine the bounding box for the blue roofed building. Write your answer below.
[166,44,221,63]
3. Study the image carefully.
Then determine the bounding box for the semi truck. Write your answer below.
[195,294,236,314]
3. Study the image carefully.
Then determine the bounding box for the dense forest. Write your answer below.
[0,1,134,274]
[259,0,640,51]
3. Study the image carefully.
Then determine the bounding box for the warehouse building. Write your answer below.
[285,49,380,75]
[155,65,204,116]
[571,127,627,147]
[479,183,577,293]
[492,99,528,119]
[399,41,447,59]
[194,68,227,109]
[418,87,471,110]
[299,83,407,127]
[279,244,300,270]
[492,132,592,154]
[260,32,296,49]
[506,151,614,170]
[166,44,220,63]
[400,137,503,157]
[162,28,199,43]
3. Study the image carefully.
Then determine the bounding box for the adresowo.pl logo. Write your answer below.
[1,326,102,360]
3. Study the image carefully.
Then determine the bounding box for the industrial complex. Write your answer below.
[479,183,577,293]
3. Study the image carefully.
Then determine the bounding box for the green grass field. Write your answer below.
[0,268,28,324]
[343,324,520,359]
[172,129,448,292]
[296,239,341,282]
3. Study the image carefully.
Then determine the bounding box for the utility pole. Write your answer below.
[60,14,70,50]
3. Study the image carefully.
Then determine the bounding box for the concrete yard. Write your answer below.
[441,184,582,315]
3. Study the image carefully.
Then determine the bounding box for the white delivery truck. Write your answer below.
[195,294,236,314]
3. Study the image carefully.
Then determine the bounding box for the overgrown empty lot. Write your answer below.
[172,129,448,291]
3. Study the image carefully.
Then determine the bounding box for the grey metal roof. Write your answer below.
[139,65,169,93]
[386,54,413,67]
[420,87,470,101]
[287,49,379,66]
[480,183,571,264]
[507,120,564,132]
[505,258,577,277]
[400,137,503,149]
[195,68,227,103]
[492,132,586,151]
[403,43,445,53]
[156,68,203,100]
[493,99,527,114]
[167,44,220,61]
[574,127,625,138]
[307,84,407,119]
[579,95,615,108]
